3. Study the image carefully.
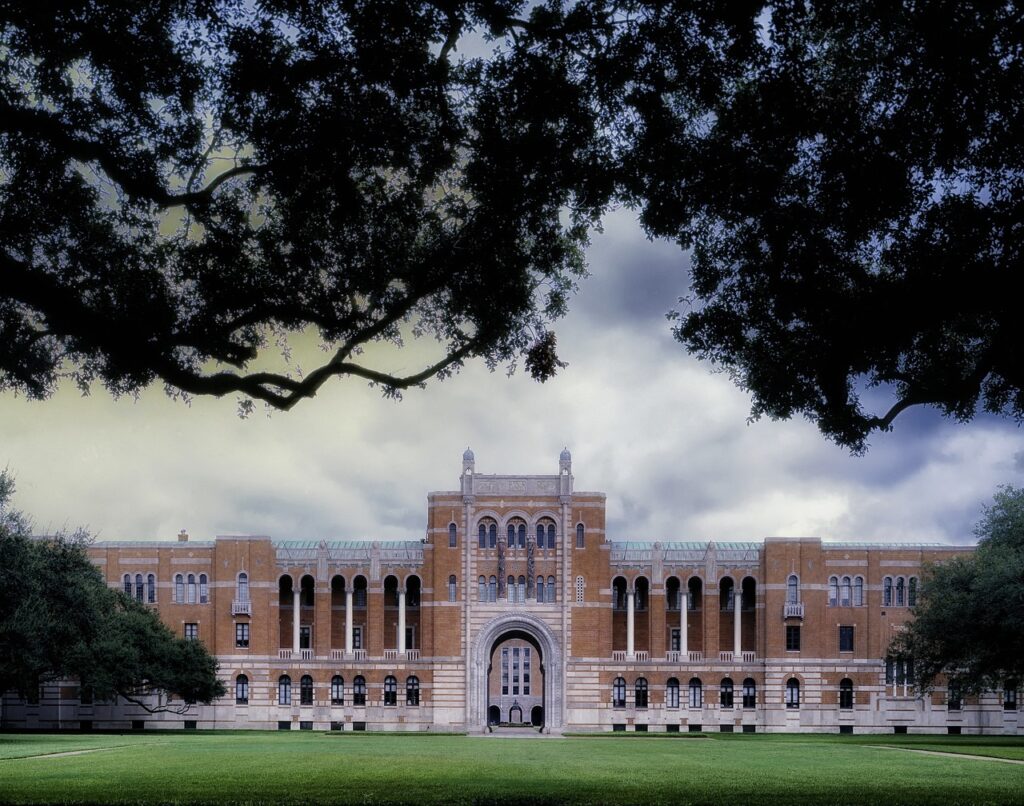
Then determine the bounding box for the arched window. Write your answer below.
[666,678,680,709]
[840,576,851,607]
[613,576,627,610]
[278,675,292,706]
[147,573,156,603]
[134,574,144,602]
[908,577,918,607]
[786,575,799,604]
[354,576,368,608]
[853,576,864,607]
[489,523,496,548]
[536,576,545,603]
[448,523,457,548]
[488,576,497,602]
[448,575,457,602]
[612,677,626,708]
[635,678,648,709]
[547,523,556,549]
[235,674,249,705]
[719,577,735,610]
[507,575,515,601]
[883,577,893,607]
[635,578,649,611]
[666,577,681,611]
[407,676,420,706]
[575,576,585,604]
[895,577,906,606]
[353,676,366,706]
[518,523,526,549]
[786,678,800,709]
[537,523,545,546]
[300,675,313,705]
[478,576,486,602]
[199,574,208,604]
[720,678,734,708]
[384,675,398,706]
[237,572,249,602]
[741,576,756,610]
[688,577,702,611]
[742,678,756,708]
[576,523,585,548]
[688,678,703,709]
[839,678,854,709]
[478,523,487,549]
[122,574,132,595]
[517,575,525,603]
[175,574,184,603]
[507,524,516,546]
[187,574,197,604]
[331,675,344,705]
[547,575,556,602]
[828,576,839,607]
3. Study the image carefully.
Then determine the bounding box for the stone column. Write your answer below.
[681,594,688,656]
[398,588,407,653]
[626,589,635,658]
[733,586,742,660]
[345,588,354,654]
[292,588,301,654]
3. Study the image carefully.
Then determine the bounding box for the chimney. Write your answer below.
[178,529,189,543]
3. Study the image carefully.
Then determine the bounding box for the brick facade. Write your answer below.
[3,449,1021,735]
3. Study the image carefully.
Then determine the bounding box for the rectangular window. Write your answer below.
[300,626,311,650]
[406,626,415,650]
[235,622,250,648]
[670,629,680,652]
[184,623,198,641]
[523,648,531,696]
[501,648,509,696]
[352,626,362,650]
[512,648,520,696]
[300,721,313,730]
[1005,687,1018,711]
[785,625,800,652]
[839,626,854,653]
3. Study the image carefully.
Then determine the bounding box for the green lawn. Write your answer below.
[0,731,1022,805]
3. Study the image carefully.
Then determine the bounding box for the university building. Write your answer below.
[3,449,1020,734]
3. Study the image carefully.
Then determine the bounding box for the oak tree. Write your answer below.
[894,486,1024,693]
[0,472,225,712]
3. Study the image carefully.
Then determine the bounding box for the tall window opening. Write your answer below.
[666,678,680,709]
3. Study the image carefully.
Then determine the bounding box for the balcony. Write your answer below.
[231,600,251,616]
[611,650,650,662]
[784,602,805,619]
[719,651,758,663]
[278,649,292,659]
[330,649,344,660]
[384,649,400,660]
[300,649,313,660]
[407,649,421,661]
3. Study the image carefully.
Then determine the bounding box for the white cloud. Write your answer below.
[1,213,1021,545]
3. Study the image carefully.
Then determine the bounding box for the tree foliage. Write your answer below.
[2,2,1022,446]
[895,486,1024,693]
[0,472,225,711]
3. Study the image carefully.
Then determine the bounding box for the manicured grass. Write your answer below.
[0,731,1022,805]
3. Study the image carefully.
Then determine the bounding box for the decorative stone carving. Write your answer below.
[497,539,505,598]
[526,539,535,597]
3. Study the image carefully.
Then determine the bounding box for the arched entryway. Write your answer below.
[531,705,543,726]
[470,614,563,733]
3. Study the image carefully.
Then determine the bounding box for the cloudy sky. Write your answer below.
[1,209,1019,546]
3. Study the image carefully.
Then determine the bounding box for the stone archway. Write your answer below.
[470,613,564,733]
